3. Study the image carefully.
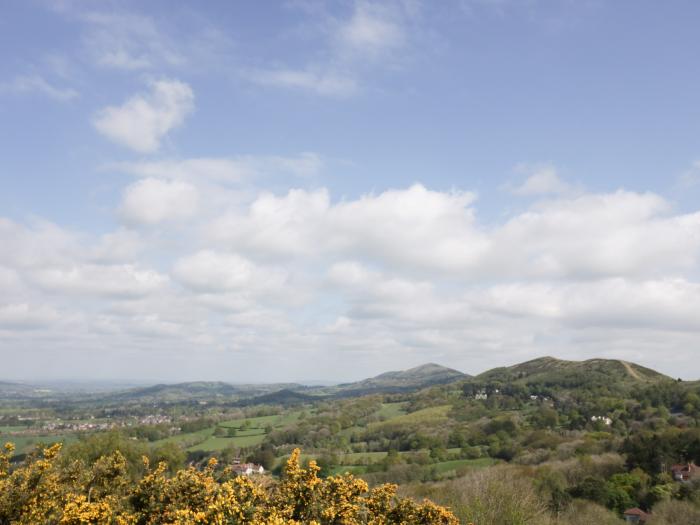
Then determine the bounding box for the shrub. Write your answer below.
[0,443,458,524]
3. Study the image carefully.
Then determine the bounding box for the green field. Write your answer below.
[370,404,451,429]
[432,457,497,473]
[4,433,78,455]
[328,465,369,476]
[375,402,408,420]
[153,411,304,453]
[0,425,29,434]
[340,451,390,463]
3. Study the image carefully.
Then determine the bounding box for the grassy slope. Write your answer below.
[473,356,669,389]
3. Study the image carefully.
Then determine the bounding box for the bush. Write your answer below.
[0,443,458,524]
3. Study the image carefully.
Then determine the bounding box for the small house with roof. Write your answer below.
[671,462,699,482]
[623,508,649,524]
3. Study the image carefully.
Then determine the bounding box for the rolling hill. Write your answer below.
[470,356,670,393]
[103,381,307,404]
[318,363,469,397]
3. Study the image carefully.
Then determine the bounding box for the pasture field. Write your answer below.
[375,402,408,420]
[153,410,304,453]
[369,404,451,428]
[432,457,497,473]
[4,433,78,455]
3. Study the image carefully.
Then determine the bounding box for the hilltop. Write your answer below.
[469,356,670,395]
[320,363,469,397]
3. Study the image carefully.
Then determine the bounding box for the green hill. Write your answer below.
[324,363,469,397]
[106,381,307,404]
[470,356,669,393]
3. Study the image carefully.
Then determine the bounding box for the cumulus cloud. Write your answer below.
[3,179,700,380]
[491,191,700,279]
[93,79,194,152]
[210,184,487,272]
[0,303,60,330]
[173,250,287,295]
[30,264,168,298]
[120,178,199,225]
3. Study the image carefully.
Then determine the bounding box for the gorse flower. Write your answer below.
[0,443,458,525]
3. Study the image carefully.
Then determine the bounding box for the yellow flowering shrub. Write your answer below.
[0,443,458,524]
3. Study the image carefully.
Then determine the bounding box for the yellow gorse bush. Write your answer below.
[0,443,458,525]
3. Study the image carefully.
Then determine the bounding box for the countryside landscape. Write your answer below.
[3,357,700,523]
[3,1,700,524]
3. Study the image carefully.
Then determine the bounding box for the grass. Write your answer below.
[328,465,368,476]
[187,433,266,452]
[0,425,28,434]
[154,411,305,453]
[432,457,496,473]
[370,405,451,428]
[340,451,389,463]
[5,433,78,455]
[375,402,408,420]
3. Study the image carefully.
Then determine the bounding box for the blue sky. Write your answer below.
[1,1,700,382]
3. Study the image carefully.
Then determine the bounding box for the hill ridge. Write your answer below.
[471,355,669,394]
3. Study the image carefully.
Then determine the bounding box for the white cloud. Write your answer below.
[80,12,185,70]
[250,0,415,97]
[72,9,233,74]
[93,79,194,152]
[491,191,700,279]
[112,152,323,182]
[210,184,487,272]
[336,1,406,58]
[3,178,700,380]
[115,158,250,183]
[120,178,199,225]
[677,161,700,189]
[30,264,168,298]
[0,74,79,101]
[173,250,288,295]
[0,303,59,329]
[509,164,572,196]
[250,68,358,98]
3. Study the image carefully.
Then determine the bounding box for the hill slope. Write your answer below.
[323,363,469,396]
[105,381,306,404]
[471,356,669,393]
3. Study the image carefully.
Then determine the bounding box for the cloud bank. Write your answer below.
[3,174,700,381]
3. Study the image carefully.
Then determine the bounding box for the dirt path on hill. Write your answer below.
[622,361,642,380]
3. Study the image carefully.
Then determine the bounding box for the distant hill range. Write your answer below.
[468,356,670,394]
[2,357,677,405]
[0,381,45,399]
[104,381,307,405]
[100,363,469,405]
[316,363,469,397]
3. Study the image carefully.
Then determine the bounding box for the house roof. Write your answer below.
[671,462,698,472]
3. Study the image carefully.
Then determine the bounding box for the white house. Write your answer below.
[232,463,265,476]
[590,415,612,426]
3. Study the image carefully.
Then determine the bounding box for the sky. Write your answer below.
[1,0,700,383]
